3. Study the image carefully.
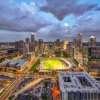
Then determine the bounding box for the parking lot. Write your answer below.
[15,78,54,100]
[13,77,35,94]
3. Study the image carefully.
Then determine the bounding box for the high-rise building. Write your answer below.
[25,37,30,44]
[56,39,60,43]
[38,39,44,51]
[15,40,25,53]
[31,33,35,43]
[62,40,69,50]
[89,35,96,47]
[55,39,61,50]
[76,33,82,48]
[25,43,29,53]
[29,42,35,52]
[58,72,100,100]
[29,33,35,52]
[73,38,77,47]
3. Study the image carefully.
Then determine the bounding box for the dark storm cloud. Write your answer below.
[0,12,53,32]
[0,0,100,42]
[0,0,71,41]
[0,0,58,32]
[41,0,97,20]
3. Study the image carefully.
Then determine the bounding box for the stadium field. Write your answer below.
[43,59,65,70]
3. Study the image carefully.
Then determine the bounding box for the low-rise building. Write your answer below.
[0,58,28,71]
[58,72,100,100]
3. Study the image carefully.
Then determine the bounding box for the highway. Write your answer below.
[0,58,39,100]
[0,78,20,100]
[0,71,56,100]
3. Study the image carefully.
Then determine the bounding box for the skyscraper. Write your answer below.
[29,33,35,52]
[25,37,30,44]
[62,40,69,50]
[76,33,82,48]
[89,35,96,47]
[15,40,25,53]
[31,33,35,43]
[38,39,44,51]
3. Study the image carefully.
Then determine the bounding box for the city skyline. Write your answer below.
[0,1,100,100]
[0,31,99,43]
[0,0,100,42]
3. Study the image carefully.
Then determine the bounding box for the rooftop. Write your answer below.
[58,72,100,93]
[0,58,28,69]
[90,35,96,39]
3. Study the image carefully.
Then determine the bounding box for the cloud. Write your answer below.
[0,0,59,32]
[0,30,31,42]
[0,0,99,42]
[19,2,38,14]
[41,0,97,20]
[95,7,100,11]
[69,12,100,41]
[35,23,73,41]
[76,13,100,33]
[0,0,73,41]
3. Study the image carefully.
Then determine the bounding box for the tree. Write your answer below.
[44,80,49,88]
[41,93,48,100]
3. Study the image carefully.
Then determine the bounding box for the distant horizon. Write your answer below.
[0,33,99,43]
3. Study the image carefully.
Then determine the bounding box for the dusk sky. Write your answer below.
[0,0,100,42]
